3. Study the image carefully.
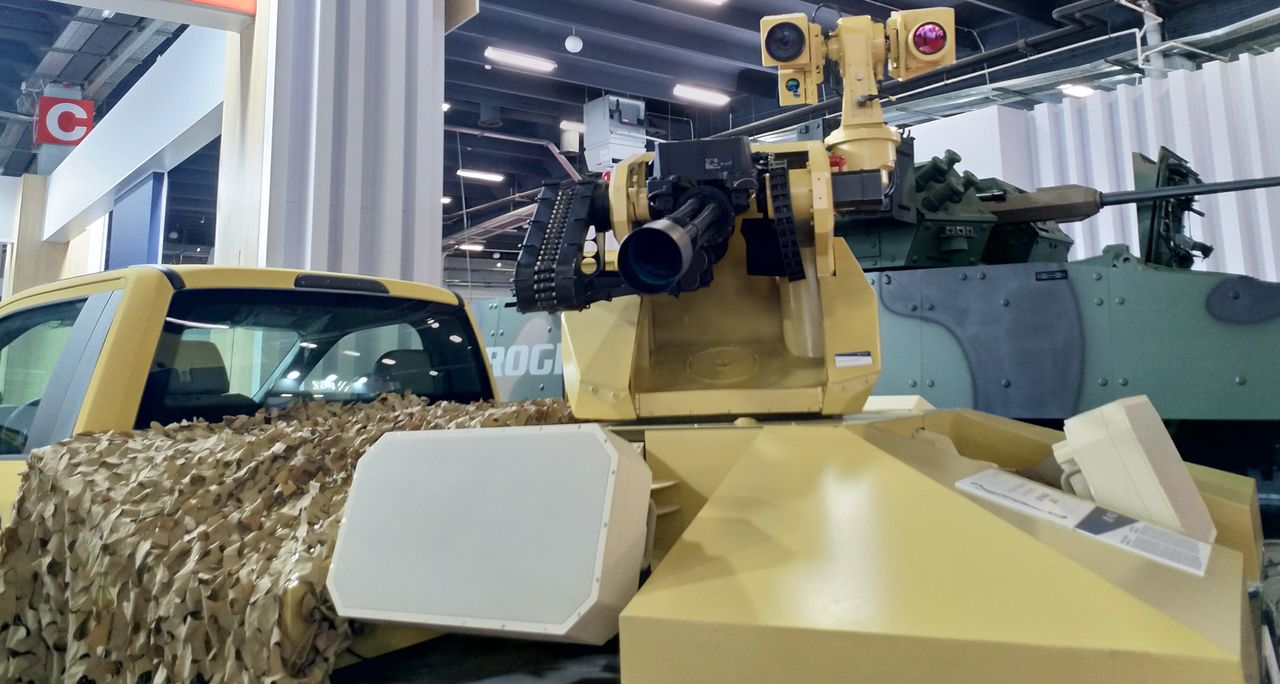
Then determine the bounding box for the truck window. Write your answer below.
[135,289,493,428]
[0,299,87,455]
[302,323,422,399]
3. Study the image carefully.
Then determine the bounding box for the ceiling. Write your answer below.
[441,0,1280,233]
[2,0,1279,293]
[440,0,1280,294]
[0,0,181,176]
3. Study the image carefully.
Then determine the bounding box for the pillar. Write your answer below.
[4,176,67,297]
[215,0,451,284]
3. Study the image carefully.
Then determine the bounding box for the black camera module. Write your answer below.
[765,22,807,63]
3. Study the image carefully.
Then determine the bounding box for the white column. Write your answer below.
[215,0,450,284]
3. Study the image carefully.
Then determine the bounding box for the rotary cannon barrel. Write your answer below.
[617,195,724,294]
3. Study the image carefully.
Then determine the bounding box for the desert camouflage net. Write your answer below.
[0,395,574,683]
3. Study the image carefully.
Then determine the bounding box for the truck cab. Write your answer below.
[0,265,496,519]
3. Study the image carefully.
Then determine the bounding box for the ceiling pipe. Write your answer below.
[445,124,581,180]
[711,0,1118,139]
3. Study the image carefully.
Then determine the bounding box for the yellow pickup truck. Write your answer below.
[0,265,497,520]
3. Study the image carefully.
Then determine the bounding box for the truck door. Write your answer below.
[0,290,122,519]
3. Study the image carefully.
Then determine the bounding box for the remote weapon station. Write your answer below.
[331,8,1268,683]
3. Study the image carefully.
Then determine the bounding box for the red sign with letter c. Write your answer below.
[34,96,95,146]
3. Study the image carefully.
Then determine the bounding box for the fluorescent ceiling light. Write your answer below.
[456,168,505,183]
[484,46,556,73]
[673,83,731,107]
[1058,84,1095,98]
[560,120,586,133]
[459,243,485,251]
[342,350,361,357]
[687,0,728,4]
[442,102,451,112]
[441,196,453,205]
[286,370,301,380]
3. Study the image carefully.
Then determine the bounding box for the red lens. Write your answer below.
[912,22,947,55]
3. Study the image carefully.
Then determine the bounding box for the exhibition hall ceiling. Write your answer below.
[442,0,1280,243]
[2,0,1279,256]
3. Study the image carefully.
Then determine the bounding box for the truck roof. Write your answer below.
[2,265,463,311]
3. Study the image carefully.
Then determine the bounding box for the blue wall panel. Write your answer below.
[106,173,165,269]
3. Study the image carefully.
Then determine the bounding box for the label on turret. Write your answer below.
[834,351,874,368]
[956,468,1211,576]
[1034,270,1069,281]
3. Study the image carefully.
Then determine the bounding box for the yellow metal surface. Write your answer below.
[758,10,956,187]
[608,153,653,238]
[443,0,478,33]
[823,15,899,182]
[1188,462,1264,583]
[622,418,1254,683]
[77,270,174,433]
[561,298,640,421]
[885,9,957,80]
[567,141,871,420]
[0,461,22,527]
[758,13,825,105]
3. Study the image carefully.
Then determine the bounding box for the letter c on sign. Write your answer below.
[47,102,90,142]
[34,97,94,146]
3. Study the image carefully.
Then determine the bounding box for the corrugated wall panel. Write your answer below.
[1027,50,1280,280]
[216,0,446,283]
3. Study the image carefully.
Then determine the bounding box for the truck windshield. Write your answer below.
[135,288,493,428]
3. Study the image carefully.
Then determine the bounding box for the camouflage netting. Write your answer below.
[0,395,574,683]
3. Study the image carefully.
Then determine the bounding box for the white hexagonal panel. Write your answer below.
[328,423,651,644]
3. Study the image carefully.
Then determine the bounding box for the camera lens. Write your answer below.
[765,22,806,63]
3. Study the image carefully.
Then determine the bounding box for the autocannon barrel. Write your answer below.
[981,174,1280,225]
[1099,175,1280,207]
[617,195,723,294]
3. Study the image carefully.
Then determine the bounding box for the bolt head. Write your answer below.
[1001,379,1011,388]
[1118,378,1129,386]
[1092,272,1102,281]
[1114,297,1125,305]
[1236,376,1248,386]
[1098,378,1108,387]
[909,379,918,388]
[1000,298,1010,307]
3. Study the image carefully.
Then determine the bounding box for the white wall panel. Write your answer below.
[216,0,446,284]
